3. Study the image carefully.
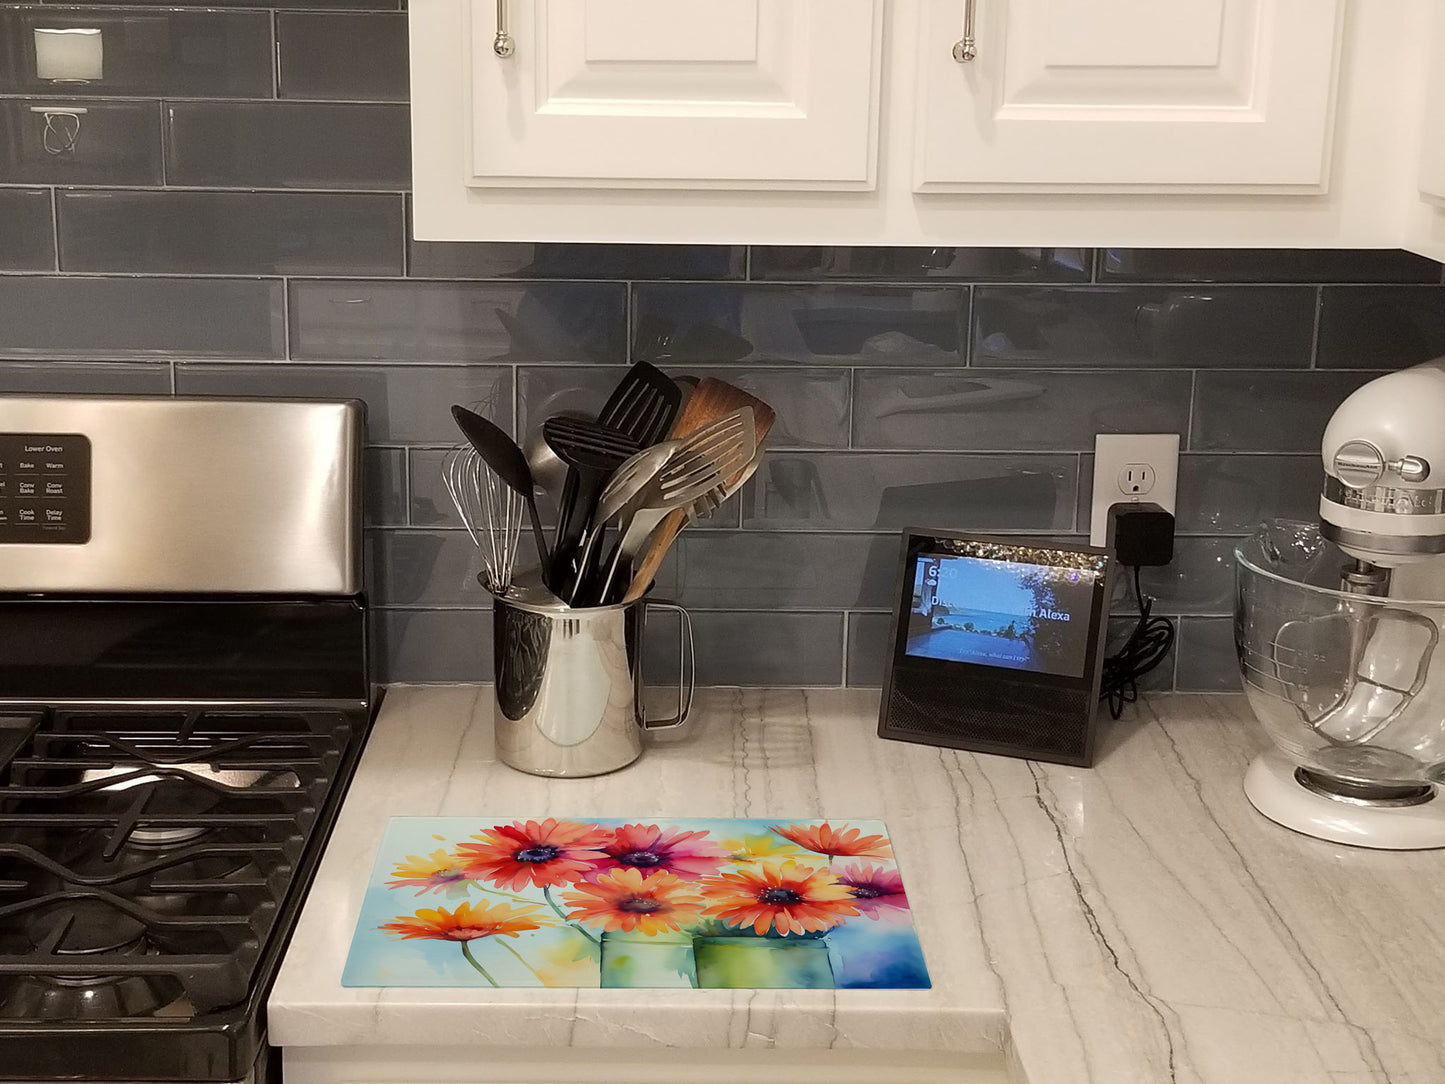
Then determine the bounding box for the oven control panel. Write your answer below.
[0,433,91,544]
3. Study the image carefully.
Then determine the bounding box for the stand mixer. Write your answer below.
[1236,359,1445,849]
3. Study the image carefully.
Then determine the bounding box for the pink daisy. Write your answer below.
[588,823,728,881]
[834,862,909,920]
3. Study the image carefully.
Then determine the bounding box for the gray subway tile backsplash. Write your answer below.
[58,190,404,276]
[364,447,408,527]
[407,448,460,529]
[365,529,490,609]
[1,9,273,97]
[518,366,851,451]
[845,612,892,688]
[0,276,283,358]
[853,369,1194,451]
[1137,536,1240,616]
[1174,618,1240,692]
[0,361,172,395]
[166,103,410,190]
[751,247,1090,282]
[633,283,969,365]
[1315,285,1445,370]
[1173,455,1321,534]
[174,363,513,443]
[277,12,409,101]
[0,188,55,271]
[8,4,1443,690]
[372,609,491,685]
[974,286,1315,369]
[1191,370,1387,453]
[683,612,845,687]
[1100,248,1443,284]
[670,533,884,612]
[741,452,1078,533]
[289,280,627,363]
[0,100,163,185]
[408,231,745,281]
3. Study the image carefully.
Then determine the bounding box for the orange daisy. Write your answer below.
[378,899,547,941]
[699,860,859,936]
[767,821,894,861]
[561,868,707,936]
[456,818,609,891]
[386,848,471,897]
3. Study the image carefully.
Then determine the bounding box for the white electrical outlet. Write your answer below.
[1090,434,1180,547]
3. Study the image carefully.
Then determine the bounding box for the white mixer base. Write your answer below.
[1244,752,1445,850]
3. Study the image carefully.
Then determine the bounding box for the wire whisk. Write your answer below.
[442,444,524,594]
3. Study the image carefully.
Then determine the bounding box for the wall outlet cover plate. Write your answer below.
[1090,433,1180,546]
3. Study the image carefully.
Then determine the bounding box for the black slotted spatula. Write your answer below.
[543,415,641,589]
[597,361,682,448]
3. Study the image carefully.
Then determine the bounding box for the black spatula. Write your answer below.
[542,415,640,588]
[597,361,682,448]
[450,405,551,576]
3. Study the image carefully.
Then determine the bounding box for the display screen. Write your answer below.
[905,552,1100,678]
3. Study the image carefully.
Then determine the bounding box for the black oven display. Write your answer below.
[0,433,90,544]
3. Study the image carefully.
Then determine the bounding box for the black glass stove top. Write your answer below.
[0,704,373,1082]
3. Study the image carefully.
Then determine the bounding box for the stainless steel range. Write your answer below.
[0,396,374,1084]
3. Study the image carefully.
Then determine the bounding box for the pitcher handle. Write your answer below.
[641,599,694,730]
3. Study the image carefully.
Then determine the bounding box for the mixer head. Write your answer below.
[1319,359,1445,569]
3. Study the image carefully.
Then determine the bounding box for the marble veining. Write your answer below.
[269,688,1445,1083]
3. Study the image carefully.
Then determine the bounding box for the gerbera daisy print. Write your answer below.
[455,818,610,891]
[834,862,909,919]
[589,823,729,880]
[385,849,472,898]
[767,821,895,861]
[698,860,859,936]
[562,868,707,936]
[343,817,929,991]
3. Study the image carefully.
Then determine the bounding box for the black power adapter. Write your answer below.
[1099,501,1176,718]
[1105,501,1175,567]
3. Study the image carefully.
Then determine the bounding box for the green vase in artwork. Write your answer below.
[598,929,698,988]
[692,933,834,989]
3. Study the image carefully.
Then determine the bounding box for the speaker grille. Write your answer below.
[883,673,1093,765]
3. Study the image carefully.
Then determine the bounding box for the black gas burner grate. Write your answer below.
[0,707,356,1023]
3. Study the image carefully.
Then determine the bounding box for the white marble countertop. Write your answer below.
[269,687,1445,1083]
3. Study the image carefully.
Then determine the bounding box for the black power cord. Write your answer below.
[1099,565,1175,719]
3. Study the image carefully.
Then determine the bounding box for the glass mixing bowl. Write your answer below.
[1235,520,1445,788]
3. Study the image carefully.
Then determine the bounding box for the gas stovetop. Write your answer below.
[0,701,373,1081]
[0,393,372,1084]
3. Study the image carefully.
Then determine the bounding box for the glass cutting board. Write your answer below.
[342,816,930,990]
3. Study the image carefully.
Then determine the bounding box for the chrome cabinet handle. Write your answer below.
[493,0,515,57]
[952,0,978,62]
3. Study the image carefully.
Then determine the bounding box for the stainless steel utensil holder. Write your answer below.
[491,588,694,777]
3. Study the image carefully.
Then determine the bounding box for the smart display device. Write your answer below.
[878,529,1113,767]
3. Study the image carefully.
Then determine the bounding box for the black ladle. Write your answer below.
[450,405,551,577]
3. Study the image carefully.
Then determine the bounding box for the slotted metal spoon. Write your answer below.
[565,439,682,604]
[591,407,756,605]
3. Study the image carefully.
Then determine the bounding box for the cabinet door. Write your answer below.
[463,0,882,190]
[914,0,1344,192]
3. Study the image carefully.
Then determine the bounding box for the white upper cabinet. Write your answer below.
[465,0,883,190]
[1407,4,1445,260]
[914,0,1344,192]
[412,0,1432,248]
